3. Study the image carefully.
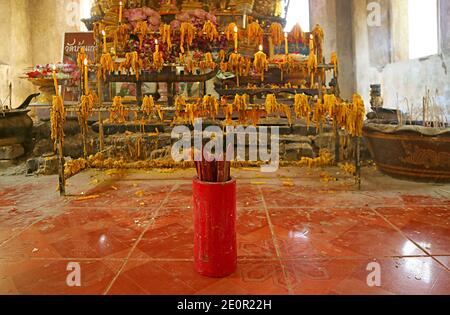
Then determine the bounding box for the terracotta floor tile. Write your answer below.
[53,226,140,259]
[109,260,290,295]
[400,195,449,206]
[237,208,277,259]
[106,273,148,295]
[285,258,381,295]
[285,257,450,295]
[236,185,264,208]
[147,260,223,293]
[0,209,146,260]
[261,186,324,208]
[134,226,195,260]
[225,260,290,295]
[67,181,173,209]
[0,206,44,244]
[107,260,197,295]
[0,259,122,295]
[162,184,192,208]
[0,183,60,209]
[352,257,450,295]
[269,207,426,258]
[194,278,249,295]
[375,206,450,255]
[68,194,157,209]
[1,168,449,295]
[396,222,449,256]
[433,256,450,270]
[131,206,194,259]
[131,207,277,260]
[0,235,63,260]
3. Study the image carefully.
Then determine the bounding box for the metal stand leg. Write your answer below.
[82,134,87,158]
[97,78,104,152]
[355,136,361,190]
[335,126,340,164]
[58,141,66,197]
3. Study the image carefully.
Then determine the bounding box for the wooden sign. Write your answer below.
[62,32,96,63]
[62,32,96,102]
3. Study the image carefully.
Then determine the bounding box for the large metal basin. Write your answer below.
[363,123,450,182]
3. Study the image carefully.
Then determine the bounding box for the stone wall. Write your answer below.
[0,0,81,108]
[350,0,450,115]
[310,0,449,116]
[380,54,450,116]
[335,0,355,100]
[0,0,33,107]
[29,0,82,65]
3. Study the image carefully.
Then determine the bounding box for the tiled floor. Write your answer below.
[0,167,449,295]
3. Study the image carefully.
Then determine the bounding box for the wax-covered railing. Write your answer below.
[48,2,364,195]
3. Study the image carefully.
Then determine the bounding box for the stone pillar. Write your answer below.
[335,0,355,99]
[351,0,372,104]
[310,0,356,100]
[390,0,409,62]
[367,0,392,66]
[440,0,450,55]
[309,0,337,55]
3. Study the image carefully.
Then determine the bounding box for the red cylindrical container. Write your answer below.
[193,177,237,278]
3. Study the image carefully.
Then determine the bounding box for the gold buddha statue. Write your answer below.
[252,0,277,16]
[228,0,237,10]
[218,0,228,11]
[210,0,230,12]
[90,0,138,18]
[160,0,179,13]
[181,0,203,11]
[274,0,283,17]
[233,0,254,13]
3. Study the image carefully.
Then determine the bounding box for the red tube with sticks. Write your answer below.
[193,178,237,277]
[192,145,237,277]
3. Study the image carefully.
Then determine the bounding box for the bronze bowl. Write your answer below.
[363,123,450,182]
